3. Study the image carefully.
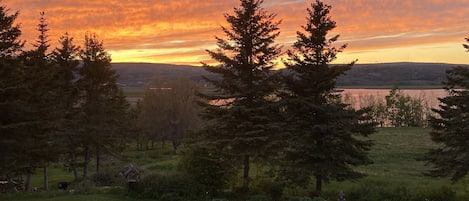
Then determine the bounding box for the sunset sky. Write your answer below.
[4,0,469,66]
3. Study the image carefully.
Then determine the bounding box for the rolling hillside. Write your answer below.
[112,62,465,88]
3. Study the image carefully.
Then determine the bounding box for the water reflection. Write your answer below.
[341,89,448,109]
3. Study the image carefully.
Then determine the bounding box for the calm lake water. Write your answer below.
[341,89,448,109]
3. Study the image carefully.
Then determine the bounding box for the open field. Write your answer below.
[322,127,469,200]
[1,127,468,200]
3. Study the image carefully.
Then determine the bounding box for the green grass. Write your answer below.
[0,192,153,201]
[3,128,469,200]
[121,87,145,98]
[323,127,469,200]
[30,165,75,188]
[359,127,436,177]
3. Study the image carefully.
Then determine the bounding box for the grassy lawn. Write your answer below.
[323,127,469,200]
[2,127,469,200]
[0,192,154,201]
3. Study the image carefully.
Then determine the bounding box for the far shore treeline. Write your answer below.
[1,0,469,201]
[112,62,459,88]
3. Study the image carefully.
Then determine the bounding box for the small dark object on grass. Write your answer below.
[58,182,69,190]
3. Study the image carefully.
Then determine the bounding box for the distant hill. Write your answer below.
[337,62,463,88]
[112,63,210,87]
[112,62,466,88]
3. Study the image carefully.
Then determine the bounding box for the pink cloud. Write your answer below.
[2,0,469,65]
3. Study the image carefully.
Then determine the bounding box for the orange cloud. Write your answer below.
[3,0,469,65]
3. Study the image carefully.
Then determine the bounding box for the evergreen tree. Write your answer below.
[50,32,81,181]
[279,0,375,196]
[23,11,49,66]
[0,4,27,177]
[197,0,281,191]
[35,12,49,54]
[21,11,59,191]
[425,37,469,181]
[77,33,130,177]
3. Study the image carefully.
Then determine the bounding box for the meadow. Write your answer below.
[1,127,468,201]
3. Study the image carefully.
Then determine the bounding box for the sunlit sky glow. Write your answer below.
[5,0,469,66]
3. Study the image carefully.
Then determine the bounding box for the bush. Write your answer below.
[132,172,207,201]
[179,146,237,195]
[90,167,125,186]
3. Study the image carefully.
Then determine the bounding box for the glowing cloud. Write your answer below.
[4,0,469,65]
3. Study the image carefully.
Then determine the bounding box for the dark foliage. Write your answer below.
[278,0,375,196]
[76,33,131,178]
[0,4,27,176]
[179,146,237,196]
[425,52,469,181]
[133,172,207,201]
[196,0,282,191]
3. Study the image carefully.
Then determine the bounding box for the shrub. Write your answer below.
[90,167,125,186]
[179,146,237,195]
[133,172,207,201]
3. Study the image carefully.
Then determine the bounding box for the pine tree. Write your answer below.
[197,0,281,191]
[425,37,469,181]
[77,33,130,177]
[21,11,60,191]
[279,0,375,196]
[0,4,27,177]
[50,32,81,181]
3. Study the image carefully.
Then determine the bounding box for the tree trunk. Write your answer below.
[96,145,100,174]
[83,145,89,178]
[314,175,323,197]
[71,163,79,181]
[70,152,79,181]
[171,131,179,152]
[242,154,250,191]
[25,169,32,192]
[43,163,48,190]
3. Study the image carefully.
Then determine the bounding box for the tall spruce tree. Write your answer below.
[77,33,130,177]
[198,0,281,191]
[280,0,375,196]
[21,11,60,191]
[50,32,81,181]
[425,37,469,181]
[0,4,27,178]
